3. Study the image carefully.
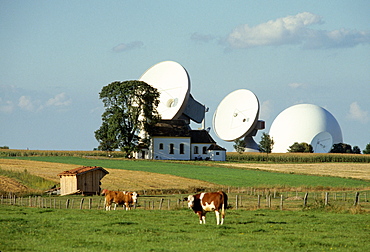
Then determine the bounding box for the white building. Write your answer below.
[136,120,226,161]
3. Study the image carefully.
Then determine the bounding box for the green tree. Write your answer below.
[330,143,353,153]
[288,142,313,153]
[352,146,361,154]
[258,132,274,154]
[363,143,370,154]
[95,80,160,158]
[233,138,246,157]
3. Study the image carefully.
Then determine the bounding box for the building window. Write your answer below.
[180,144,185,154]
[194,146,199,154]
[169,144,174,154]
[216,152,220,155]
[159,143,164,150]
[202,146,207,154]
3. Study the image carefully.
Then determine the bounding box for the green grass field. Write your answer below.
[5,156,370,189]
[1,204,369,252]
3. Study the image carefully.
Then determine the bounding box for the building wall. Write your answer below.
[190,143,212,160]
[209,150,226,161]
[152,137,191,160]
[60,176,77,196]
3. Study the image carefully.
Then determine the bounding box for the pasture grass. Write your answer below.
[0,168,56,194]
[5,156,370,189]
[0,204,369,251]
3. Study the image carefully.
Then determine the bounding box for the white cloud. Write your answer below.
[0,98,14,113]
[347,102,369,123]
[46,93,71,107]
[18,96,42,112]
[227,12,370,49]
[288,82,306,89]
[260,100,273,120]
[112,41,144,52]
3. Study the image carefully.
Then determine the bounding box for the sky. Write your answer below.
[1,1,369,152]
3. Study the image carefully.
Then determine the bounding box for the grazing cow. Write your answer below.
[123,191,139,210]
[101,189,139,211]
[185,191,228,225]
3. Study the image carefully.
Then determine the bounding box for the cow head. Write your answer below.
[131,192,138,203]
[126,191,139,203]
[186,195,195,209]
[101,189,108,196]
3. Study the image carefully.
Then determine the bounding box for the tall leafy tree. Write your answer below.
[258,132,274,154]
[95,80,160,157]
[233,138,246,160]
[363,143,370,154]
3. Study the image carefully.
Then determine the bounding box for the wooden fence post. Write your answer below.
[353,192,360,206]
[280,195,283,210]
[80,198,84,209]
[303,192,309,207]
[257,195,261,209]
[89,198,92,209]
[235,195,238,210]
[66,199,70,209]
[325,192,329,206]
[159,198,164,210]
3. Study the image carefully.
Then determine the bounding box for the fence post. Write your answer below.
[66,199,70,209]
[235,195,238,210]
[159,198,164,210]
[325,192,329,206]
[257,195,261,209]
[353,192,360,206]
[280,195,283,210]
[303,192,309,207]
[80,198,84,209]
[89,198,92,210]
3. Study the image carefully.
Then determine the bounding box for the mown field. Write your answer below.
[1,204,369,252]
[1,156,370,192]
[1,153,370,251]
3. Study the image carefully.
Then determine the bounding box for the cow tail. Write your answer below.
[221,191,227,217]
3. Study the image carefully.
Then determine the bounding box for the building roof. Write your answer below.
[208,143,227,151]
[190,130,216,144]
[58,166,109,177]
[151,120,190,137]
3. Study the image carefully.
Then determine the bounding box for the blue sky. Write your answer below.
[1,1,369,152]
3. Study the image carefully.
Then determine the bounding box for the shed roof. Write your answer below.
[58,166,109,177]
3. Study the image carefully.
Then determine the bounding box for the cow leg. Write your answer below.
[215,210,220,225]
[202,215,206,224]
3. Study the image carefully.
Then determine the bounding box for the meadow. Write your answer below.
[2,156,370,190]
[1,153,370,251]
[1,204,369,252]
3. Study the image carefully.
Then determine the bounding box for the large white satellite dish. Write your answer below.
[213,89,265,152]
[139,61,205,124]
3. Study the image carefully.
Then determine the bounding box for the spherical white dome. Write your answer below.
[269,104,342,153]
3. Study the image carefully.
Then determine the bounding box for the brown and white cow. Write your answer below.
[185,191,228,225]
[123,191,139,210]
[101,189,139,211]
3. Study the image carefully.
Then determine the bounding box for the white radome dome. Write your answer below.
[269,104,343,153]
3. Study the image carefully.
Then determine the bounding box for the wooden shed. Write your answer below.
[58,166,109,196]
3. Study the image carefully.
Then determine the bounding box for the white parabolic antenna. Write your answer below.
[139,61,205,123]
[213,89,265,152]
[269,104,343,153]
